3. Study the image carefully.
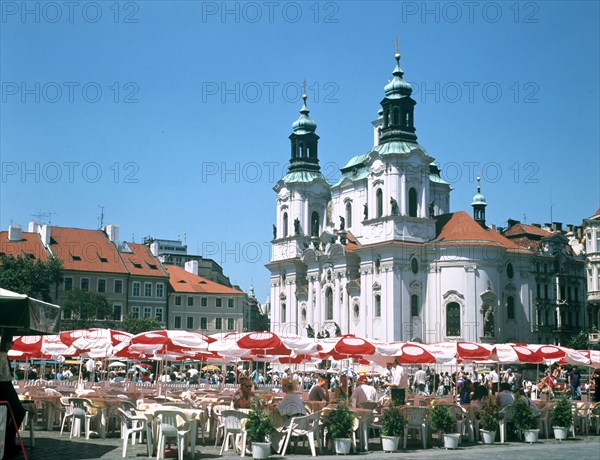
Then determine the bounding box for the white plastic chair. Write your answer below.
[218,409,248,456]
[280,411,322,457]
[499,405,514,443]
[212,404,232,447]
[68,397,95,439]
[402,407,429,449]
[117,407,152,458]
[154,409,191,460]
[59,396,74,435]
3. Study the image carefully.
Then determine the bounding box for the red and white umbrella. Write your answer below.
[59,328,133,358]
[317,335,382,360]
[577,350,600,366]
[524,344,589,365]
[209,331,318,358]
[10,334,72,358]
[126,330,214,355]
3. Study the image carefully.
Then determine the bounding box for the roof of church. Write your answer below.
[434,211,527,251]
[279,170,330,185]
[590,207,600,219]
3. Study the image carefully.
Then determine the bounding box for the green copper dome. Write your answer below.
[383,52,413,99]
[292,93,317,134]
[471,177,487,205]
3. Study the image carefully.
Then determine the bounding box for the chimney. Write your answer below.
[150,241,159,257]
[39,224,51,245]
[184,260,199,275]
[543,223,552,231]
[28,221,39,233]
[497,227,504,234]
[507,219,520,228]
[8,225,22,242]
[532,223,541,228]
[105,224,119,243]
[566,224,574,233]
[577,226,583,239]
[552,222,563,232]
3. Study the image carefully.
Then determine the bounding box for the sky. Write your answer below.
[1,1,599,303]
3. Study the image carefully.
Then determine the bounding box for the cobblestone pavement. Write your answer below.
[9,430,600,460]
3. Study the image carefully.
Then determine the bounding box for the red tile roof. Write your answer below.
[120,243,168,278]
[504,223,551,239]
[165,264,244,295]
[434,212,526,250]
[590,207,600,219]
[48,227,128,273]
[0,231,48,261]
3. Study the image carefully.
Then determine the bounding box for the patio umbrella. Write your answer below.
[126,330,214,355]
[59,328,133,358]
[209,331,318,358]
[0,288,61,335]
[317,334,383,360]
[10,334,72,358]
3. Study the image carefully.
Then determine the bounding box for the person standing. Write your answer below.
[593,369,600,402]
[568,366,582,401]
[413,366,427,395]
[0,334,25,459]
[387,360,408,404]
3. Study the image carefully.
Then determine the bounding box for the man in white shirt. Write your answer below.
[413,366,427,395]
[387,360,408,404]
[352,375,378,407]
[487,366,500,394]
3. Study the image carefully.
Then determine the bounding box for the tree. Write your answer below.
[0,254,63,301]
[566,329,593,350]
[62,288,112,328]
[122,313,163,335]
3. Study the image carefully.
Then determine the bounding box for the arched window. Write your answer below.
[446,302,461,336]
[507,296,515,320]
[281,302,286,322]
[408,188,418,217]
[374,256,380,274]
[376,189,383,218]
[411,294,419,317]
[282,212,288,238]
[325,287,333,320]
[311,211,319,237]
[374,294,381,318]
[345,202,352,228]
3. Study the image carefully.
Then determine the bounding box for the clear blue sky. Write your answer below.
[1,1,599,303]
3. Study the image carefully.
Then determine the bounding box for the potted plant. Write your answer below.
[512,396,539,444]
[325,402,355,454]
[429,403,460,449]
[245,397,275,459]
[551,395,573,441]
[478,397,499,444]
[380,403,406,452]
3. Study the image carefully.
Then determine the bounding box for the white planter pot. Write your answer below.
[480,429,496,444]
[251,442,271,459]
[553,426,569,441]
[381,435,400,452]
[333,438,352,455]
[443,433,460,450]
[524,429,539,444]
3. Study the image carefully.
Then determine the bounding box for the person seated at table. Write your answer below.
[496,382,515,408]
[277,378,307,417]
[333,374,353,402]
[352,375,378,407]
[471,382,490,405]
[459,379,472,405]
[513,388,541,416]
[308,377,330,403]
[233,377,254,409]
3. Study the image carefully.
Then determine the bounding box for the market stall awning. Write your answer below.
[0,288,61,335]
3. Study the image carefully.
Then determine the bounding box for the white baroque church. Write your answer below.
[266,51,537,345]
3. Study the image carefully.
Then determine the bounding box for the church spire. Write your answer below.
[472,175,487,228]
[288,83,320,173]
[379,42,417,144]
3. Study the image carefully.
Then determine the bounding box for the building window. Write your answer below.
[281,303,286,322]
[81,278,90,291]
[376,189,383,218]
[228,298,235,308]
[200,317,207,329]
[311,211,320,237]
[97,279,106,293]
[144,283,152,297]
[188,297,194,307]
[114,279,123,294]
[446,302,461,336]
[411,258,419,274]
[131,306,140,319]
[132,282,140,297]
[216,298,222,308]
[282,212,288,238]
[325,288,333,320]
[155,307,164,322]
[374,257,381,274]
[175,296,182,306]
[345,202,352,228]
[507,296,515,320]
[408,187,418,217]
[227,318,235,330]
[215,318,222,330]
[506,263,514,279]
[201,297,207,307]
[411,294,419,317]
[64,277,73,292]
[156,283,164,298]
[113,305,122,321]
[374,294,381,318]
[187,316,194,329]
[143,307,152,318]
[174,316,181,329]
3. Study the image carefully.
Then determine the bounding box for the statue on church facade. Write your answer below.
[294,218,300,235]
[483,307,495,337]
[272,224,277,239]
[390,197,399,215]
[339,216,345,230]
[363,203,368,220]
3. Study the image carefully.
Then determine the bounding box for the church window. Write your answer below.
[374,294,381,318]
[411,258,419,274]
[374,256,380,274]
[507,296,515,320]
[311,211,319,237]
[301,307,306,322]
[376,189,383,218]
[325,287,333,320]
[405,112,410,126]
[345,202,352,228]
[446,302,461,336]
[408,188,418,217]
[506,263,514,279]
[411,294,419,317]
[282,212,288,238]
[281,303,286,322]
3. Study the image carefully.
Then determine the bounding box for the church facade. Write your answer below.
[266,51,583,345]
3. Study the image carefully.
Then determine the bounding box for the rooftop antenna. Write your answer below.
[183,232,187,245]
[523,213,527,223]
[98,205,104,229]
